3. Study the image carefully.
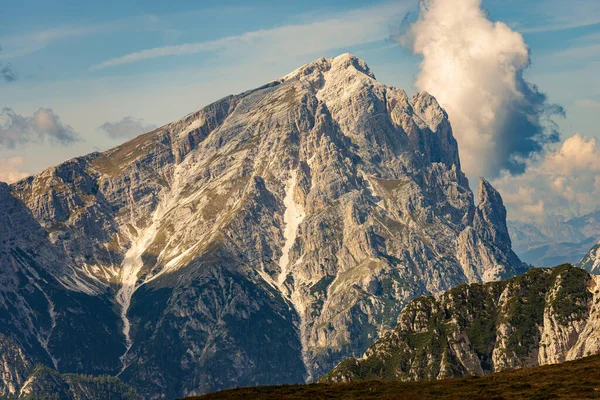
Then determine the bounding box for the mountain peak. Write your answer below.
[478,177,504,208]
[475,177,515,258]
[330,53,375,79]
[282,53,375,83]
[3,54,526,398]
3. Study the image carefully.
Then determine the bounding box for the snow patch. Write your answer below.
[278,171,305,286]
[115,159,194,372]
[275,170,313,381]
[178,117,205,139]
[115,222,158,366]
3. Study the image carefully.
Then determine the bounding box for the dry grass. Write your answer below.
[184,354,600,399]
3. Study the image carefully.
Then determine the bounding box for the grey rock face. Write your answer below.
[0,183,125,398]
[3,54,526,398]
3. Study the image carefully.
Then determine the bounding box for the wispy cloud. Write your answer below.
[0,63,17,82]
[0,46,18,83]
[91,2,410,70]
[0,15,160,59]
[577,100,600,110]
[517,0,600,33]
[538,32,600,67]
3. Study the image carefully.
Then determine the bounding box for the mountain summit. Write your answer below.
[3,54,525,398]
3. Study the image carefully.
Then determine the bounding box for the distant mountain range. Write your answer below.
[508,210,600,267]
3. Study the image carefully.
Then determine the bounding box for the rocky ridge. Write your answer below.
[323,265,600,383]
[2,54,525,398]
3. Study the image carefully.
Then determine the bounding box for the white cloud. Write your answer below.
[98,116,156,139]
[493,134,600,221]
[0,156,29,183]
[0,107,79,148]
[399,0,563,179]
[90,2,410,70]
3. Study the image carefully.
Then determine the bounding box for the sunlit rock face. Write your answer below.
[2,54,526,399]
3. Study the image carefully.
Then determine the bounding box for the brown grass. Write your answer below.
[183,354,600,399]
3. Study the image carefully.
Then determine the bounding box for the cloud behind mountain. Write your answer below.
[98,116,156,139]
[398,0,564,178]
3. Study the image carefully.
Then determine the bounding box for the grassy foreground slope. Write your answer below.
[186,352,600,399]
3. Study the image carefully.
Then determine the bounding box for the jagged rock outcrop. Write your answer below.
[578,242,600,274]
[323,265,600,383]
[3,54,526,398]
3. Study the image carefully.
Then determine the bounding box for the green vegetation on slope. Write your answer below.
[319,265,593,383]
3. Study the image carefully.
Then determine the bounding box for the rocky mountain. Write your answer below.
[323,264,600,383]
[2,54,526,398]
[508,210,600,267]
[578,242,600,274]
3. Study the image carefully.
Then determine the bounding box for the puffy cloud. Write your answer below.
[399,0,563,178]
[0,107,79,148]
[98,116,156,139]
[0,156,29,183]
[493,134,600,221]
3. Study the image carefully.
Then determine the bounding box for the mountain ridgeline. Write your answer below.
[1,54,526,398]
[323,265,600,383]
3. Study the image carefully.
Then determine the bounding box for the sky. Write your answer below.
[0,0,599,223]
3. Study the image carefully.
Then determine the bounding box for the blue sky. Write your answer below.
[0,0,599,219]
